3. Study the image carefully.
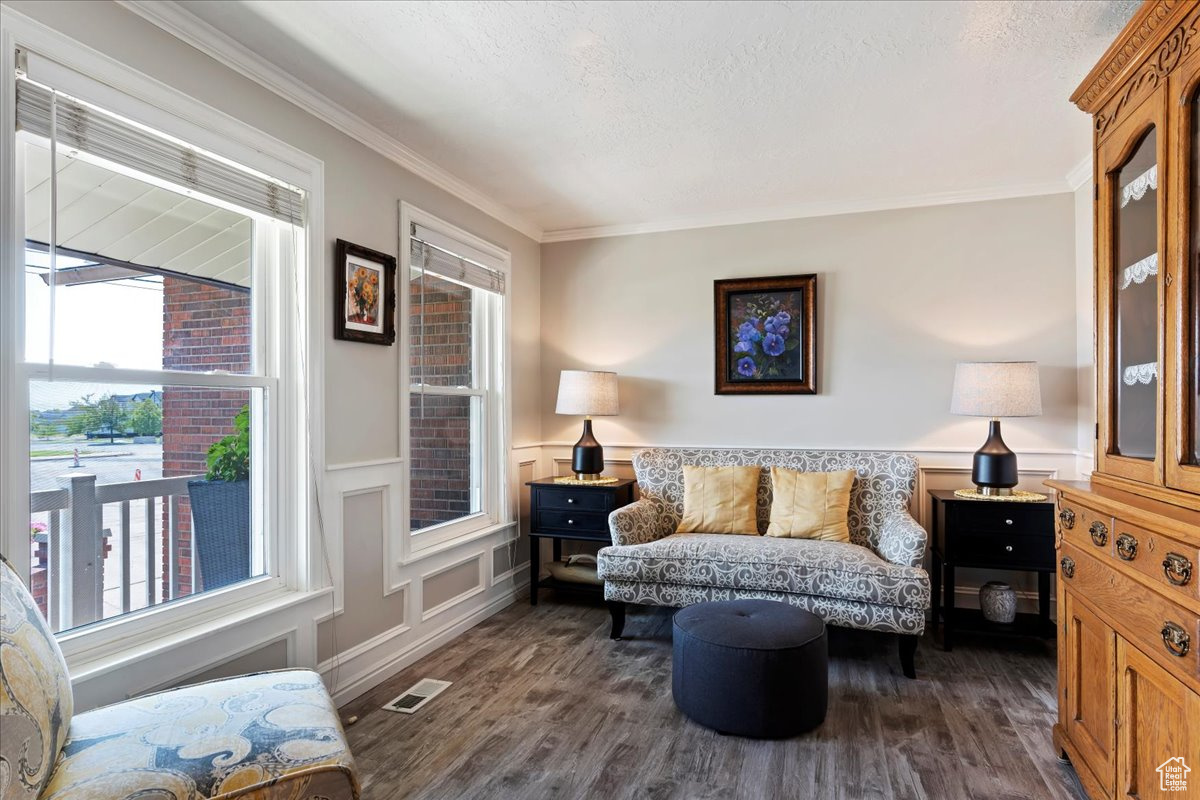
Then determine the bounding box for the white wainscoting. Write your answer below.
[311,450,534,707]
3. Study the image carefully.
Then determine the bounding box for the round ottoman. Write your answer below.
[672,599,827,738]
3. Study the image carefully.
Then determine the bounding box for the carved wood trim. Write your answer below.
[1072,1,1189,113]
[1094,11,1200,138]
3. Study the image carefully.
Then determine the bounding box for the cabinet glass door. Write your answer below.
[1112,128,1159,461]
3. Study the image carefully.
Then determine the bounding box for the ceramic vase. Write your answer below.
[979,581,1017,624]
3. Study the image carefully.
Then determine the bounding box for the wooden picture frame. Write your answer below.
[714,274,817,395]
[334,238,396,345]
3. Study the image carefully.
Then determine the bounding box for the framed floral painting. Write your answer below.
[714,274,817,394]
[334,239,396,345]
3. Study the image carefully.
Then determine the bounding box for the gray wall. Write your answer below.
[541,194,1078,456]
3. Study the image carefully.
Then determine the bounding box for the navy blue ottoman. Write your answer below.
[672,599,828,738]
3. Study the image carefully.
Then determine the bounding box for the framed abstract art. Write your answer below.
[714,274,817,394]
[334,238,397,345]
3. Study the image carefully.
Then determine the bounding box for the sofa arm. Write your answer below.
[877,510,928,568]
[608,498,676,546]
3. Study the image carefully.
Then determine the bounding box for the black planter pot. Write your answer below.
[187,478,251,591]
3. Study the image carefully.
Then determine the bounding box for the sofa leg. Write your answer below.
[899,634,918,679]
[607,601,626,640]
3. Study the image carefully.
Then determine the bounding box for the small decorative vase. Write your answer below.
[979,581,1017,624]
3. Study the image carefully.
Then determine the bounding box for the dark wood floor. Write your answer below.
[341,598,1087,800]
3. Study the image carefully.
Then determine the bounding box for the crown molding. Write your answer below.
[540,179,1072,243]
[114,0,544,243]
[1066,154,1093,192]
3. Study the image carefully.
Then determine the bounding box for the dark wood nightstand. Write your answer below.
[929,489,1056,650]
[526,477,636,605]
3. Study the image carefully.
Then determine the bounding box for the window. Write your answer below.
[7,49,315,638]
[403,206,509,552]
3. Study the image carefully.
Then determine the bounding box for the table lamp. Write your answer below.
[556,370,619,481]
[950,361,1042,496]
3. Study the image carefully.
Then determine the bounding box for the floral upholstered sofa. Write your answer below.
[596,448,931,677]
[0,555,359,800]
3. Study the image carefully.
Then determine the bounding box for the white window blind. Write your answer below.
[410,223,506,295]
[15,77,303,223]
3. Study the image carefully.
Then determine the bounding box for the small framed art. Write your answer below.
[334,238,397,345]
[714,273,818,394]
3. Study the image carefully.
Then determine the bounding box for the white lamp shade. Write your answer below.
[555,370,619,416]
[950,361,1042,417]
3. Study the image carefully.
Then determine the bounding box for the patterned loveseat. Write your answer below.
[596,448,931,678]
[0,555,359,800]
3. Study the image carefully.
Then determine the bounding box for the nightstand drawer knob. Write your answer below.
[567,519,575,525]
[567,498,575,504]
[1005,519,1013,526]
[1005,545,1013,552]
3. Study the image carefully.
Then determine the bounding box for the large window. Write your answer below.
[8,52,312,637]
[404,208,508,551]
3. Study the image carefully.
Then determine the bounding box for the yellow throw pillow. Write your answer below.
[766,467,855,541]
[676,465,760,535]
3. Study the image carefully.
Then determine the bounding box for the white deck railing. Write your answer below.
[31,472,202,631]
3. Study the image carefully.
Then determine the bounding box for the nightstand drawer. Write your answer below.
[535,487,612,512]
[952,502,1048,535]
[953,531,1054,569]
[535,509,608,534]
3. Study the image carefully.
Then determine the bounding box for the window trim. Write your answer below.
[0,12,329,660]
[398,202,511,573]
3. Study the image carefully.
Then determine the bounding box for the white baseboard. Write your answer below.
[318,580,528,707]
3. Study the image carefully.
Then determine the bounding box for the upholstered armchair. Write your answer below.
[0,555,360,800]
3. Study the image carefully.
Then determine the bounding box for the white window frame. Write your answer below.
[0,12,328,665]
[398,202,511,561]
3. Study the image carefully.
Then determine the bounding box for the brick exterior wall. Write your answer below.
[409,273,474,530]
[161,278,251,595]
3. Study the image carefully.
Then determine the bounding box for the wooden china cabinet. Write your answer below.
[1050,3,1200,798]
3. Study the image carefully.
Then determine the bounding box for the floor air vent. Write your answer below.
[382,678,451,714]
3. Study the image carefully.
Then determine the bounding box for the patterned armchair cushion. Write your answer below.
[628,448,921,562]
[597,533,929,610]
[1,554,74,800]
[40,669,359,800]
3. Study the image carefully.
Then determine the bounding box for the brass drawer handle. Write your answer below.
[1161,622,1191,658]
[1116,533,1138,561]
[1090,521,1108,548]
[1058,508,1076,530]
[1163,552,1193,586]
[1060,556,1075,579]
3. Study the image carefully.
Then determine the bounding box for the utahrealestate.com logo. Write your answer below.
[1158,757,1191,792]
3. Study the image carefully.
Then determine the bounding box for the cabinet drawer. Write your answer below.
[1057,497,1114,557]
[1060,543,1199,689]
[535,509,608,534]
[1108,519,1199,607]
[535,488,612,512]
[953,531,1054,569]
[952,502,1048,535]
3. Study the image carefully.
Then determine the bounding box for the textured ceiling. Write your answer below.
[175,0,1138,237]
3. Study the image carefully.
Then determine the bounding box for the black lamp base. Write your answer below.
[572,418,605,480]
[972,419,1018,495]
